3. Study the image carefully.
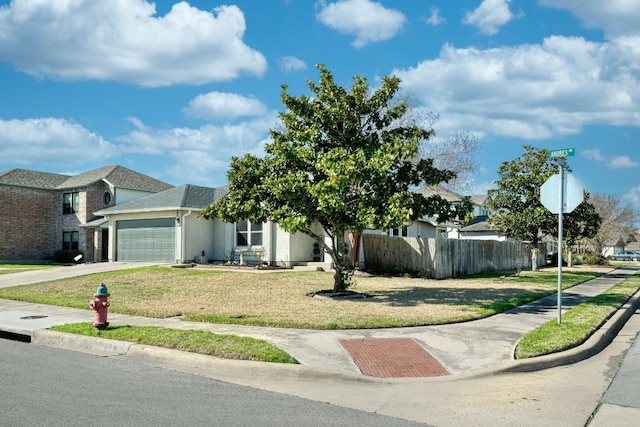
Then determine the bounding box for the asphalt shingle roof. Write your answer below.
[460,215,493,232]
[0,169,70,189]
[0,165,173,192]
[95,184,229,215]
[415,186,465,202]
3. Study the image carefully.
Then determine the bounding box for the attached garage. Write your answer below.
[116,218,175,262]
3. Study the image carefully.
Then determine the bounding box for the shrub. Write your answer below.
[583,253,608,265]
[54,249,83,264]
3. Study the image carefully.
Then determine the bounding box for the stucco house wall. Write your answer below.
[181,213,217,263]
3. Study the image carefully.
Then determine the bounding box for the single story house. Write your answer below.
[92,183,332,269]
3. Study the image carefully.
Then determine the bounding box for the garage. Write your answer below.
[116,218,176,262]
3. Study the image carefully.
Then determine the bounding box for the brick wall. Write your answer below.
[0,181,115,261]
[0,185,60,260]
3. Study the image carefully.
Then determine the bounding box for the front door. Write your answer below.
[101,229,109,261]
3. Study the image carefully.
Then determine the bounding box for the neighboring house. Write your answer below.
[411,186,470,239]
[622,233,640,252]
[603,237,633,258]
[93,183,330,268]
[458,215,507,241]
[0,166,173,262]
[470,194,491,217]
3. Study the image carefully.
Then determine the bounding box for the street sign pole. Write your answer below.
[540,148,581,325]
[557,162,564,324]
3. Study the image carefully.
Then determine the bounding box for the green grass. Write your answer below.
[3,264,634,361]
[0,264,60,275]
[515,273,640,359]
[0,266,607,329]
[50,323,298,364]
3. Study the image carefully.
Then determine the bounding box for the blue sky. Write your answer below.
[1,0,639,208]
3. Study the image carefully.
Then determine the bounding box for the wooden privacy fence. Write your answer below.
[362,234,545,279]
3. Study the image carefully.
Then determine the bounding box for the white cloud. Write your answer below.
[426,7,446,26]
[0,0,266,86]
[624,185,640,213]
[463,0,514,35]
[0,118,116,166]
[538,0,640,38]
[279,56,307,72]
[608,155,640,169]
[117,113,280,186]
[392,36,640,139]
[582,148,606,161]
[316,0,406,48]
[582,148,639,169]
[182,92,268,121]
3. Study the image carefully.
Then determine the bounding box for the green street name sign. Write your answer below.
[549,147,575,158]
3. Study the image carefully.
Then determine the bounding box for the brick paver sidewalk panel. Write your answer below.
[341,338,450,378]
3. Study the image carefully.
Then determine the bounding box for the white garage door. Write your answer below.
[116,219,175,262]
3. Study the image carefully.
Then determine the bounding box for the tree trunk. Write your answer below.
[530,246,539,272]
[333,260,347,293]
[332,230,351,293]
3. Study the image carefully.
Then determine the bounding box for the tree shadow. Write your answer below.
[364,286,550,311]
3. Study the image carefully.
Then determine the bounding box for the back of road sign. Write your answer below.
[540,173,584,214]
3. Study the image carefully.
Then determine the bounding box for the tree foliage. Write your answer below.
[487,145,600,271]
[201,64,467,292]
[550,191,601,266]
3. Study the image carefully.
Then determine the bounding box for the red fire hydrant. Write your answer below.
[89,283,110,330]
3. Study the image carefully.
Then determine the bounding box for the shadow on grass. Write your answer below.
[365,286,549,313]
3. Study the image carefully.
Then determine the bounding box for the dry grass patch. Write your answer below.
[0,265,611,329]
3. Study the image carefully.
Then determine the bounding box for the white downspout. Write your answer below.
[179,210,193,263]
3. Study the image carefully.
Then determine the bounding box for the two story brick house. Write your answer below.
[0,165,173,262]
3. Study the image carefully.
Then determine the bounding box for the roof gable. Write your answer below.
[471,194,489,206]
[60,165,173,192]
[0,165,173,192]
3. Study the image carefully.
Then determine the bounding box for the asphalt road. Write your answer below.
[0,338,426,427]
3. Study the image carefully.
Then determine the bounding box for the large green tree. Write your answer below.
[488,145,602,270]
[552,191,601,266]
[487,145,567,271]
[201,64,468,292]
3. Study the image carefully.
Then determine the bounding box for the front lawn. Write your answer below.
[0,265,611,329]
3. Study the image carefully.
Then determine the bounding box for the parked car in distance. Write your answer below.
[610,252,640,261]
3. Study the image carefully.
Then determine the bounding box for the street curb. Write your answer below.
[32,329,131,356]
[32,328,382,384]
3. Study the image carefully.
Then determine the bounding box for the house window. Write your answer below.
[389,226,408,237]
[236,220,263,246]
[63,192,79,214]
[63,231,79,250]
